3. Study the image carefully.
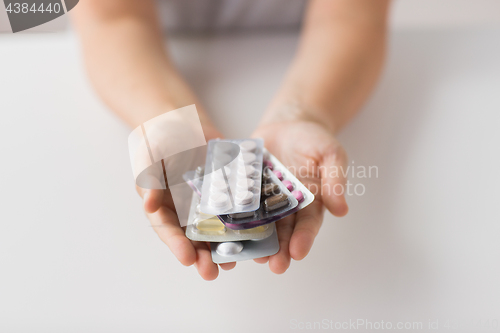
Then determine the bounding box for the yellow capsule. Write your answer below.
[195,217,226,233]
[236,225,268,234]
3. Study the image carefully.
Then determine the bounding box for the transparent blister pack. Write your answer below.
[199,139,264,215]
[218,168,299,229]
[222,150,315,229]
[265,150,315,210]
[210,225,279,264]
[184,191,274,242]
[182,150,315,230]
[183,167,203,196]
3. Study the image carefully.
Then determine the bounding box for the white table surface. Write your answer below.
[1,27,499,332]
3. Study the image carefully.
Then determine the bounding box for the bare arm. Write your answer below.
[261,0,390,134]
[253,0,390,272]
[72,0,226,280]
[71,0,218,135]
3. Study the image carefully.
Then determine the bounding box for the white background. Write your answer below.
[1,2,500,333]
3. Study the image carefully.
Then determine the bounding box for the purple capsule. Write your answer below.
[282,180,293,191]
[292,190,304,202]
[264,160,274,170]
[273,170,283,180]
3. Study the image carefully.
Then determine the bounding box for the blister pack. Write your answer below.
[199,139,264,215]
[185,191,274,242]
[210,225,279,264]
[181,144,315,264]
[222,150,315,229]
[218,168,299,229]
[183,150,315,230]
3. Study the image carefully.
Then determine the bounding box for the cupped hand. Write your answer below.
[251,119,349,273]
[136,125,235,281]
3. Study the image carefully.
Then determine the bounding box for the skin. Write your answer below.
[72,0,390,280]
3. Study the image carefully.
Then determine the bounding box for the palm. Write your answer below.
[252,120,348,273]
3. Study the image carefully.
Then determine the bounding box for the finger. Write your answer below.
[192,241,219,281]
[144,189,165,213]
[320,147,349,217]
[268,216,295,274]
[147,206,196,266]
[289,200,325,261]
[136,186,165,214]
[219,262,236,271]
[253,257,269,264]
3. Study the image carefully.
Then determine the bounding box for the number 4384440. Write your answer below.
[6,3,62,14]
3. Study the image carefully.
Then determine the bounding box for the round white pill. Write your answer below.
[236,178,255,191]
[239,140,257,152]
[235,191,254,205]
[213,153,232,166]
[241,152,256,165]
[209,192,229,207]
[216,241,244,256]
[237,165,256,178]
[212,167,232,180]
[210,179,228,193]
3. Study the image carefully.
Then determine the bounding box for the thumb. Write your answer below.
[136,186,164,214]
[320,146,349,217]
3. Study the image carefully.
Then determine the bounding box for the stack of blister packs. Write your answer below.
[183,139,314,263]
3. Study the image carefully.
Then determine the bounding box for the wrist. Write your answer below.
[259,97,340,135]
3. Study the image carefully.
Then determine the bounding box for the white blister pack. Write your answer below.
[199,139,264,215]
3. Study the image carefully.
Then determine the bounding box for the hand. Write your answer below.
[251,116,349,273]
[136,124,236,281]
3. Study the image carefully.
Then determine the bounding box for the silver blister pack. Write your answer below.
[199,139,264,215]
[210,224,279,264]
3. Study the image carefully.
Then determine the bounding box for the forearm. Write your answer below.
[262,0,391,134]
[72,0,215,131]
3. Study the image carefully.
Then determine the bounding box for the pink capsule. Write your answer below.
[273,170,283,180]
[292,190,304,202]
[282,180,293,191]
[264,160,274,170]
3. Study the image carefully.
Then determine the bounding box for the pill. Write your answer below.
[229,211,256,219]
[264,193,289,212]
[213,153,232,166]
[235,191,254,205]
[212,167,232,180]
[195,217,226,233]
[239,140,257,152]
[264,160,273,170]
[195,166,204,178]
[282,180,293,191]
[236,225,268,234]
[238,165,256,178]
[262,183,280,196]
[273,170,283,180]
[213,142,234,155]
[292,190,304,202]
[210,179,228,193]
[216,241,244,256]
[262,173,272,183]
[209,192,229,207]
[240,152,256,165]
[198,212,216,220]
[236,178,255,191]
